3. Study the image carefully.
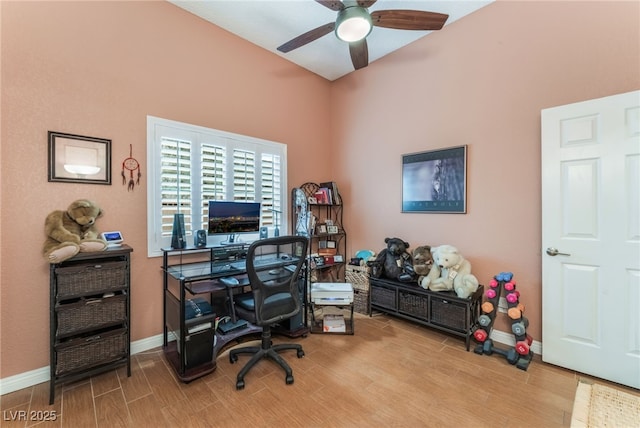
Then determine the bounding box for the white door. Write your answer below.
[541,90,640,389]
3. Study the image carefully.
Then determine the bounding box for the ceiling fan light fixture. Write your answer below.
[335,6,372,43]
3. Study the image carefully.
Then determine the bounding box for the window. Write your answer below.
[147,116,287,256]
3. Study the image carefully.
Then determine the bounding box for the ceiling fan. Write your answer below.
[277,0,449,71]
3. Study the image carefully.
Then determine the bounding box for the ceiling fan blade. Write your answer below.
[315,0,344,11]
[349,39,369,70]
[357,0,378,7]
[277,22,335,53]
[371,10,449,31]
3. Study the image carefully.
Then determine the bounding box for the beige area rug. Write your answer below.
[571,380,640,427]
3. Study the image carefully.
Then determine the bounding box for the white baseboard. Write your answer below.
[0,334,166,396]
[1,329,541,396]
[490,329,542,355]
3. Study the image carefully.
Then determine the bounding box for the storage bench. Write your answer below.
[369,276,483,350]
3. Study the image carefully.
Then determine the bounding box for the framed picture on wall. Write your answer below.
[48,131,112,185]
[402,145,467,213]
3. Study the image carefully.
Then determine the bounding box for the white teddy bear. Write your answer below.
[419,244,479,299]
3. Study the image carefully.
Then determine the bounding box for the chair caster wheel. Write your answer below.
[286,375,294,385]
[297,350,305,358]
[236,380,245,390]
[230,354,238,364]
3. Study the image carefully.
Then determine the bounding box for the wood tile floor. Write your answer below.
[2,314,639,427]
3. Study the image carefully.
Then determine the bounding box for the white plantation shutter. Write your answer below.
[232,149,256,201]
[260,153,281,227]
[160,138,193,236]
[147,117,287,256]
[200,143,226,230]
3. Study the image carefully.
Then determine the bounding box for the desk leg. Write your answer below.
[225,285,238,323]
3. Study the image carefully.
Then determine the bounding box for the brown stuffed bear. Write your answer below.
[43,199,108,263]
[412,245,434,285]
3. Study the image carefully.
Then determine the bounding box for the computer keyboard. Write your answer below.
[211,263,237,274]
[230,260,246,270]
[228,255,298,271]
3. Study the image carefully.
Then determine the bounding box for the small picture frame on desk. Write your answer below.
[334,254,344,263]
[327,225,339,234]
[317,224,327,234]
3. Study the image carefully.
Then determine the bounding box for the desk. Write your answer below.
[162,244,306,381]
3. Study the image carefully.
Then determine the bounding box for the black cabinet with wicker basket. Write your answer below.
[369,276,483,350]
[49,245,133,404]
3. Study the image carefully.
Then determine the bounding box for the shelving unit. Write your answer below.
[49,245,133,404]
[292,182,348,333]
[293,182,347,284]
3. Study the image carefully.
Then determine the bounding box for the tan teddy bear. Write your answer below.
[43,199,108,263]
[419,244,479,298]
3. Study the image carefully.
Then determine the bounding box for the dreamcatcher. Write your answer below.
[121,144,141,191]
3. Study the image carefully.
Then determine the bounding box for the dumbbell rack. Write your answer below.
[472,272,534,371]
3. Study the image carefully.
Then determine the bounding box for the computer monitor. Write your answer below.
[207,201,261,242]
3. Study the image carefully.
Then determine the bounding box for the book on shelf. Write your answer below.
[314,187,332,205]
[319,181,342,205]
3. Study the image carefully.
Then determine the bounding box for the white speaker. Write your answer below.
[259,226,268,239]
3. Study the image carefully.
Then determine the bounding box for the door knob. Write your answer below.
[546,247,571,256]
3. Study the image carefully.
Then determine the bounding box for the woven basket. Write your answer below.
[56,294,127,337]
[55,328,127,376]
[345,265,370,292]
[399,291,428,318]
[431,296,467,332]
[56,261,127,299]
[346,265,370,314]
[371,285,396,309]
[353,288,369,315]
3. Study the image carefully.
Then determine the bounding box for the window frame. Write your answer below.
[146,116,288,257]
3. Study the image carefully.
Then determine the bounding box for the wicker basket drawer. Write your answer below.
[398,291,428,318]
[56,261,127,298]
[55,328,127,376]
[371,285,396,310]
[430,296,467,332]
[56,293,127,337]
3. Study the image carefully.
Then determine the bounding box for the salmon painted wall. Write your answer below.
[1,0,639,382]
[331,1,640,338]
[0,1,331,378]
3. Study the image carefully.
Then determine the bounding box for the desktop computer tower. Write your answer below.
[179,327,214,368]
[275,276,306,332]
[284,308,305,331]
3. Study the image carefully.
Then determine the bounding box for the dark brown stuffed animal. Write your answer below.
[43,199,107,263]
[370,237,416,282]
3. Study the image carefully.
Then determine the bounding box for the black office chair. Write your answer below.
[229,235,308,390]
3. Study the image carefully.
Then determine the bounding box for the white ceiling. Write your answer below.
[169,0,493,81]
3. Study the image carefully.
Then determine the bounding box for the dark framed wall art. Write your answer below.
[48,131,112,185]
[402,145,467,213]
